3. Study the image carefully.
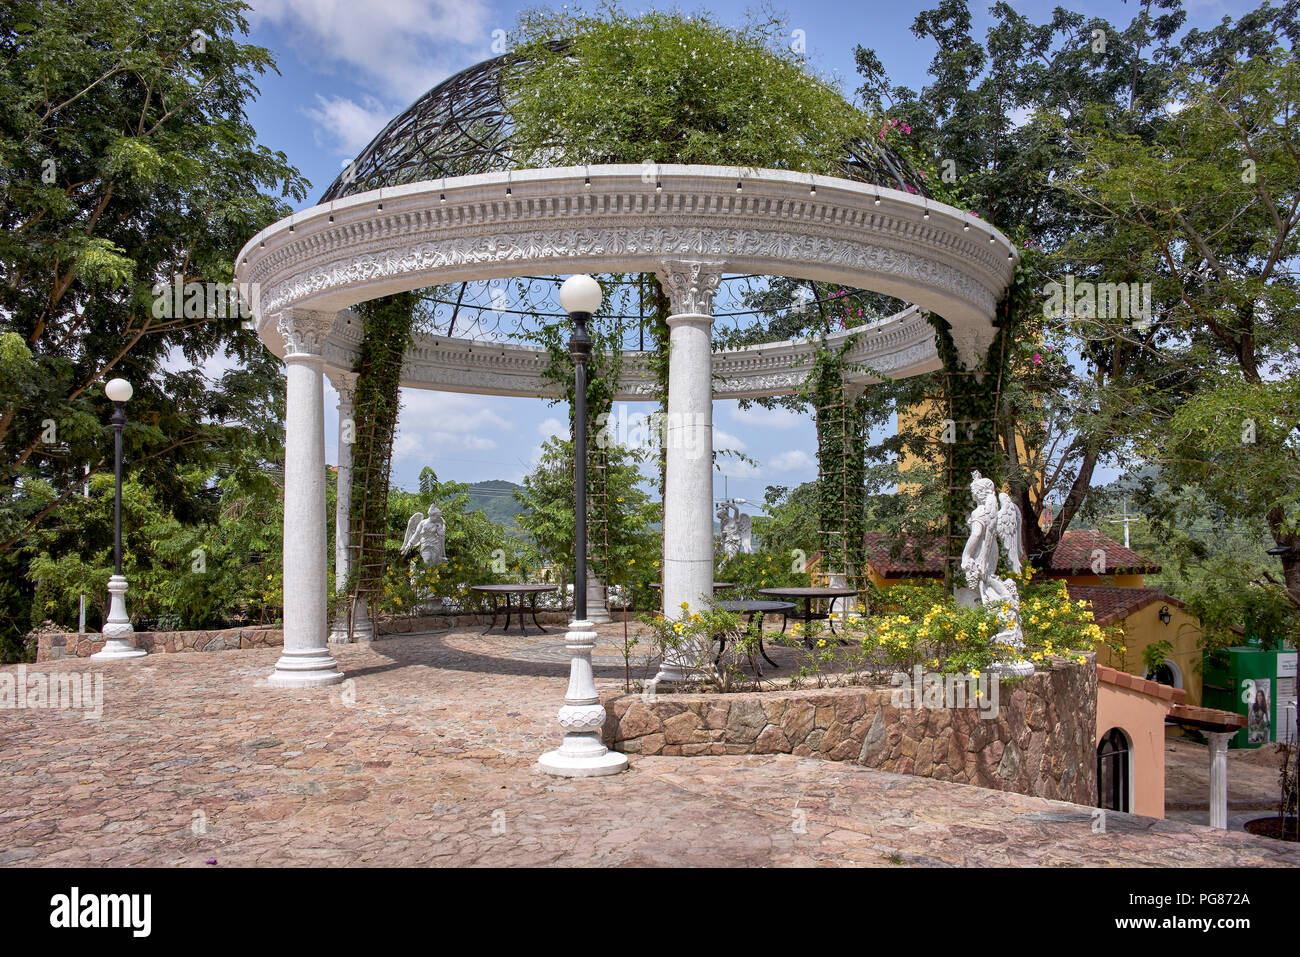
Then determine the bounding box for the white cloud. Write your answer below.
[717,457,760,480]
[1006,105,1033,129]
[390,390,512,462]
[304,94,394,155]
[251,0,494,102]
[538,417,569,441]
[713,429,747,452]
[770,449,815,473]
[729,404,803,430]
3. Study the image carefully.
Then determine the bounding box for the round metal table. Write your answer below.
[758,586,859,641]
[715,599,797,673]
[470,584,559,636]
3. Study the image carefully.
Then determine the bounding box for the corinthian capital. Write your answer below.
[276,308,338,358]
[657,260,726,317]
[326,369,359,408]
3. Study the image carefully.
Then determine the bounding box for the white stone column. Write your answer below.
[654,260,724,684]
[269,309,344,688]
[1207,731,1233,829]
[327,371,373,643]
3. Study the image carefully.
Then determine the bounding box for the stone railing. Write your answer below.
[602,659,1097,805]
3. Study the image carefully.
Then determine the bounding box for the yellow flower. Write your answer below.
[817,639,827,648]
[970,669,980,679]
[680,601,690,611]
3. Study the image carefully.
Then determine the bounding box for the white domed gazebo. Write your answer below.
[234,47,1019,775]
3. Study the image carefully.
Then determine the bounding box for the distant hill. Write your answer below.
[466,479,525,527]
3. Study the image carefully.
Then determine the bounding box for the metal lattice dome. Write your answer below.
[321,42,928,204]
[317,44,931,347]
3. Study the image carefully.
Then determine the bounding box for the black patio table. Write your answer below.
[757,586,859,641]
[470,584,559,637]
[714,599,796,674]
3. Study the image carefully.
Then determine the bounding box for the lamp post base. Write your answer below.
[92,575,146,660]
[537,747,628,777]
[92,639,146,661]
[538,618,628,778]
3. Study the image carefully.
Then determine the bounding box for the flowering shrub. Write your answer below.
[835,576,1113,678]
[636,601,766,690]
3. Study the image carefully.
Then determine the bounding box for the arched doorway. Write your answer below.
[1097,727,1132,812]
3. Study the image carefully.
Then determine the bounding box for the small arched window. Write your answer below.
[1097,728,1131,813]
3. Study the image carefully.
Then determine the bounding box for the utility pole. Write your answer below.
[1106,499,1145,550]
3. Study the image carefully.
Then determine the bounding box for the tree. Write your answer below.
[0,0,307,630]
[1063,44,1300,606]
[514,436,657,592]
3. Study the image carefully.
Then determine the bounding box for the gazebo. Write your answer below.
[235,53,1018,714]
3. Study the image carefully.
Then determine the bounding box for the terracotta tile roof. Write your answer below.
[862,533,948,577]
[1050,529,1161,575]
[1097,665,1187,704]
[1065,584,1186,627]
[863,529,1160,578]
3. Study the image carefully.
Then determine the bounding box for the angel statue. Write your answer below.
[737,511,753,555]
[716,503,742,559]
[959,472,1033,676]
[401,505,446,568]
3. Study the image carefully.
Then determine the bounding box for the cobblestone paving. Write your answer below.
[3,627,1298,867]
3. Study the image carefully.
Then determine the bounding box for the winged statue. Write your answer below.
[401,505,446,568]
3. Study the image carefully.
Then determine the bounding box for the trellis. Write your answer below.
[344,293,418,625]
[811,345,868,599]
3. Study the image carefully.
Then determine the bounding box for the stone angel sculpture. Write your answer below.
[401,504,446,568]
[716,503,742,559]
[959,472,1033,675]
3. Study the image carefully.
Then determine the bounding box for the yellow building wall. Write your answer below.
[1097,682,1171,818]
[1097,603,1205,706]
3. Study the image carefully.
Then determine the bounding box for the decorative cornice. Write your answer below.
[237,166,1015,372]
[657,259,726,317]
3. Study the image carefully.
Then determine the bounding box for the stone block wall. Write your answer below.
[603,660,1097,805]
[37,626,283,661]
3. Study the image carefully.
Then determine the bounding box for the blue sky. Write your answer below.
[227,0,1257,505]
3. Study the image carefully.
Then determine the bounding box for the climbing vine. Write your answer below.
[928,241,1041,584]
[346,292,419,615]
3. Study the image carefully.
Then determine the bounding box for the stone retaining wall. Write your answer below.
[37,625,283,661]
[602,660,1097,805]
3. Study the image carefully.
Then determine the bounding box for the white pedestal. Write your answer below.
[538,620,628,777]
[91,575,146,660]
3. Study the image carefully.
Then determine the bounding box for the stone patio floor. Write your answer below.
[3,625,1298,867]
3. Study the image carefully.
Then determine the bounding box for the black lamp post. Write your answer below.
[93,377,146,659]
[559,274,602,619]
[537,274,626,777]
